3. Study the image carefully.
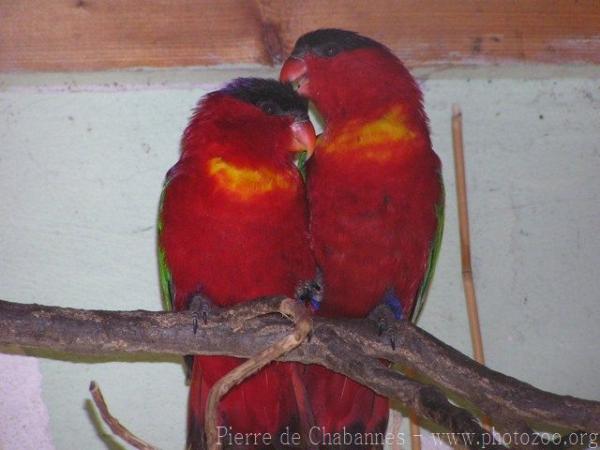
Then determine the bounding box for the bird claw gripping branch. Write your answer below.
[368,297,404,351]
[189,294,219,335]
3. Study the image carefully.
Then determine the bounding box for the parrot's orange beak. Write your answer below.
[280,57,309,96]
[290,120,316,158]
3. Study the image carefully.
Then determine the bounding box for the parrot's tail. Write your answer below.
[302,365,389,450]
[187,356,310,450]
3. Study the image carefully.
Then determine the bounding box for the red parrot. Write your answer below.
[157,78,317,449]
[281,29,444,445]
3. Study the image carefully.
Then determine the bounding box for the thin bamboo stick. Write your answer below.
[451,104,486,365]
[409,413,421,450]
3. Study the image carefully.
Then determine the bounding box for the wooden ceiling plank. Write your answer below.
[1,0,599,72]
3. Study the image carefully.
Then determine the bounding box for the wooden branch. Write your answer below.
[89,381,157,450]
[205,298,312,450]
[1,298,599,448]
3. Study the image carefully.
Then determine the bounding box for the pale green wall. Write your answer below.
[1,65,599,449]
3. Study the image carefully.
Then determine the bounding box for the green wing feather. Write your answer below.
[411,176,445,323]
[157,179,174,312]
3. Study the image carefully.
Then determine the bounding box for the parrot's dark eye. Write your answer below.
[322,44,341,57]
[258,100,279,116]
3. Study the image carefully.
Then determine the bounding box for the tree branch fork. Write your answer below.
[1,297,598,450]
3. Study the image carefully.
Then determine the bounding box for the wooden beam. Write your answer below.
[1,0,600,72]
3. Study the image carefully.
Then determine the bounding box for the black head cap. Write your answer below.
[291,28,384,58]
[221,78,309,122]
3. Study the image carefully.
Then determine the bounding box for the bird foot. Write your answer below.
[182,294,218,384]
[188,294,219,334]
[294,272,323,342]
[295,270,324,313]
[368,290,405,351]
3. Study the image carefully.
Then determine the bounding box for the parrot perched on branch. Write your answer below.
[281,29,444,444]
[157,78,317,449]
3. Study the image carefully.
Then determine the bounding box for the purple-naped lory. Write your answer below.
[281,29,444,444]
[158,78,317,449]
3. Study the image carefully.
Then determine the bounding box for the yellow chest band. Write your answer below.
[322,107,417,161]
[207,157,293,199]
